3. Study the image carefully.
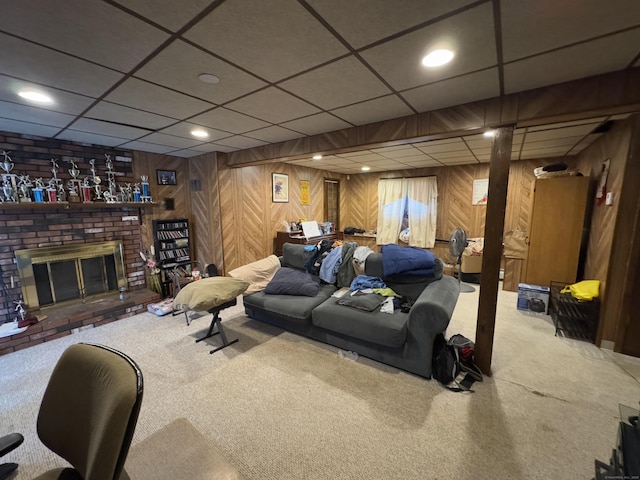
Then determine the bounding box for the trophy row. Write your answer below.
[1,151,153,204]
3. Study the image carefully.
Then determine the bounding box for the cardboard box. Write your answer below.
[461,253,483,273]
[517,283,550,315]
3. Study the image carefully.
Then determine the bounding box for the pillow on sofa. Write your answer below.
[264,267,320,297]
[173,277,249,312]
[338,292,386,312]
[228,254,281,294]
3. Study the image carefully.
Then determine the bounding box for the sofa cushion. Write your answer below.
[264,267,320,296]
[243,283,337,322]
[312,297,408,348]
[228,255,281,294]
[281,243,311,270]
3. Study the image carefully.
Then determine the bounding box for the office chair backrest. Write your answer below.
[36,343,143,480]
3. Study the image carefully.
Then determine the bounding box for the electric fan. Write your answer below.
[449,227,476,293]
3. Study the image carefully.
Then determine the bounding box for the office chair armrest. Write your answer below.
[0,433,23,457]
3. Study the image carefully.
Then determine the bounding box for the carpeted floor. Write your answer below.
[1,286,639,479]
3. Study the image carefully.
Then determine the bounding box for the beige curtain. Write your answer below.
[407,176,438,248]
[376,178,406,245]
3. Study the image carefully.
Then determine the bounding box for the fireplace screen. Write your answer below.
[15,241,126,309]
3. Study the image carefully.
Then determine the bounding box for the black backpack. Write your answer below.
[432,333,482,392]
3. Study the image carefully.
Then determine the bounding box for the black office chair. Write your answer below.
[0,343,143,480]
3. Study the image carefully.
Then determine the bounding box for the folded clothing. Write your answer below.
[350,275,386,291]
[381,244,435,276]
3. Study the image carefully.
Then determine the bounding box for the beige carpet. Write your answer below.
[126,417,245,480]
[1,288,639,479]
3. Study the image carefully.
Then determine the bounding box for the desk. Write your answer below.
[274,231,343,256]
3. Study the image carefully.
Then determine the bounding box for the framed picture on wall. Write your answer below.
[272,173,289,203]
[156,169,177,186]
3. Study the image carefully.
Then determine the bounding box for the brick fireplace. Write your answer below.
[0,131,162,354]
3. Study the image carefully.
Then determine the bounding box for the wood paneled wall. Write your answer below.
[575,118,634,344]
[339,159,555,264]
[132,151,191,260]
[217,159,347,272]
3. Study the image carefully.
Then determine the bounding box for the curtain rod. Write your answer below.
[379,175,437,180]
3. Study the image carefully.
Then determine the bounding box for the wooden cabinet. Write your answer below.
[274,231,343,256]
[524,176,590,287]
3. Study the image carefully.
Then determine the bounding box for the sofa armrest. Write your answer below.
[406,274,460,339]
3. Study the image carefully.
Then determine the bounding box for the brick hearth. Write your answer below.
[0,289,161,355]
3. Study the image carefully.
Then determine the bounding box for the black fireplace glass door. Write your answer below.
[33,263,54,306]
[81,257,107,296]
[50,261,80,303]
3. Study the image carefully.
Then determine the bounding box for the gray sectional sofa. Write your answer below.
[242,243,460,379]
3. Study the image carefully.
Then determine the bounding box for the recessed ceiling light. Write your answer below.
[190,129,209,138]
[198,73,220,84]
[483,130,496,138]
[18,90,53,104]
[361,166,371,171]
[312,154,322,160]
[421,49,454,68]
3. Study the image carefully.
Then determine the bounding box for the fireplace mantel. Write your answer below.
[0,202,158,211]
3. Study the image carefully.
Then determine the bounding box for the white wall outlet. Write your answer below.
[605,191,614,206]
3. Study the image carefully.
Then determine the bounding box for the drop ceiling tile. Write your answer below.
[402,68,500,112]
[0,118,61,138]
[521,136,587,150]
[187,143,225,153]
[307,0,476,49]
[501,0,640,62]
[208,143,239,153]
[84,101,177,130]
[226,87,320,124]
[165,148,205,158]
[504,28,640,94]
[112,0,212,32]
[331,95,414,125]
[412,137,460,148]
[134,40,267,105]
[417,139,467,153]
[190,107,269,134]
[569,134,603,154]
[340,152,386,162]
[519,147,571,158]
[105,78,214,119]
[429,151,475,160]
[56,130,129,147]
[0,101,74,127]
[280,56,391,110]
[527,117,608,131]
[338,150,376,159]
[400,159,442,167]
[244,126,303,143]
[467,147,492,156]
[184,0,348,82]
[118,140,178,154]
[523,124,599,142]
[70,118,151,139]
[0,75,96,115]
[280,113,352,136]
[0,0,170,71]
[378,147,425,159]
[0,33,123,97]
[157,122,231,141]
[371,145,416,154]
[360,2,496,91]
[438,158,478,165]
[464,137,493,149]
[215,135,269,149]
[138,132,203,149]
[393,154,434,163]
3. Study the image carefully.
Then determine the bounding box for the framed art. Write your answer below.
[300,180,310,205]
[157,169,177,186]
[272,173,289,203]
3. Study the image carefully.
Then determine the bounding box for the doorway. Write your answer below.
[324,179,340,231]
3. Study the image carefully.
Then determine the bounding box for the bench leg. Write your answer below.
[195,309,239,354]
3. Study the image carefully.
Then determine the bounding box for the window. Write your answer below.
[376,177,437,248]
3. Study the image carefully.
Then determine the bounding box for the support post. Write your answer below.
[475,126,514,375]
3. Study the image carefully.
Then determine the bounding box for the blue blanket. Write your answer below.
[381,244,435,277]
